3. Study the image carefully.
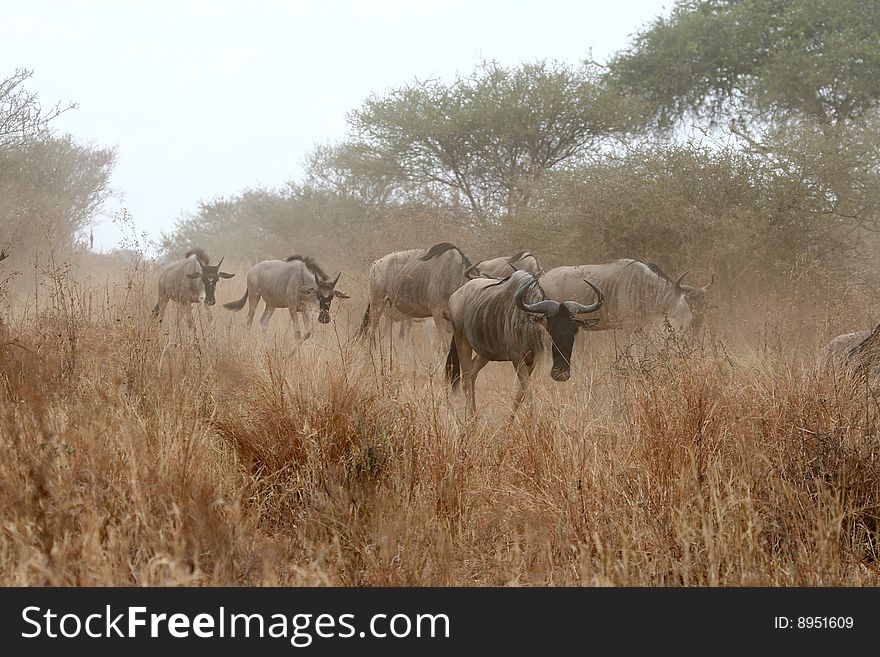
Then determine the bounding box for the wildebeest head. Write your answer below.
[515,275,605,382]
[187,256,235,305]
[300,271,350,324]
[676,272,716,333]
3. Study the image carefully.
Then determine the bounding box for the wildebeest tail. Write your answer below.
[185,247,210,266]
[223,288,248,311]
[419,242,460,261]
[445,335,461,391]
[356,303,371,341]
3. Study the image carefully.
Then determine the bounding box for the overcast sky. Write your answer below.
[3,0,671,252]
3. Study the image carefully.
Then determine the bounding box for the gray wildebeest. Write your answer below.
[822,325,880,378]
[539,259,714,336]
[357,242,475,354]
[467,250,545,279]
[153,248,235,326]
[445,270,604,417]
[223,255,349,340]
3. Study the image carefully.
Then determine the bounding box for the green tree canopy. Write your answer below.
[344,59,628,223]
[608,0,880,132]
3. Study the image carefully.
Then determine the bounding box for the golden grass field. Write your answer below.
[2,257,880,586]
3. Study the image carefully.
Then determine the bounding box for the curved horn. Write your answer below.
[314,271,320,286]
[563,279,605,315]
[216,256,224,268]
[674,270,690,289]
[332,272,341,287]
[700,274,715,292]
[464,263,481,278]
[514,275,560,316]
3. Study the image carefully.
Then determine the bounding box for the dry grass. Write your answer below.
[1,265,880,587]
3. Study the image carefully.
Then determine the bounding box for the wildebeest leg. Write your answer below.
[512,357,537,415]
[467,354,490,417]
[366,296,384,345]
[384,315,396,355]
[427,310,452,367]
[432,310,450,346]
[183,303,195,330]
[288,307,304,342]
[154,297,169,323]
[454,334,474,416]
[399,319,413,362]
[260,305,276,337]
[246,292,261,328]
[300,310,313,341]
[454,334,488,418]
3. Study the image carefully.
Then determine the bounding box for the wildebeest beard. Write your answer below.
[545,308,582,382]
[316,287,334,323]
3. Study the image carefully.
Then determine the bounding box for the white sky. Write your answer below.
[3,0,671,252]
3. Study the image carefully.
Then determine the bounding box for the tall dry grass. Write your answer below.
[1,261,879,586]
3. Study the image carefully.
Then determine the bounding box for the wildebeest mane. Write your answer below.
[626,258,678,286]
[185,248,210,266]
[419,242,473,270]
[285,254,329,281]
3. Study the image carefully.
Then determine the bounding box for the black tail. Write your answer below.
[184,247,210,266]
[445,335,461,391]
[223,288,248,311]
[356,303,371,341]
[419,242,460,261]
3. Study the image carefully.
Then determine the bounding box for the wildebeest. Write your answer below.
[357,242,476,351]
[445,270,604,417]
[538,259,714,335]
[223,255,349,339]
[467,251,544,278]
[822,325,880,375]
[153,248,235,325]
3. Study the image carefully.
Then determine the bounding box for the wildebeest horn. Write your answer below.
[563,279,605,315]
[314,271,320,286]
[701,274,715,292]
[464,263,481,279]
[216,256,224,268]
[332,272,341,286]
[514,275,560,316]
[674,270,690,288]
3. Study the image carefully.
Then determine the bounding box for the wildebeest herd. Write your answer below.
[153,242,877,414]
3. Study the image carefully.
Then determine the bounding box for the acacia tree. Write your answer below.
[0,136,115,256]
[0,69,114,261]
[607,0,880,133]
[0,69,75,151]
[303,142,403,208]
[607,0,880,237]
[344,59,628,224]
